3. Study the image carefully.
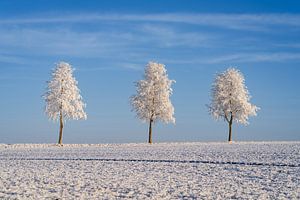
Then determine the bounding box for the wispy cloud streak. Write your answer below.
[0,13,299,70]
[200,53,300,64]
[0,13,300,31]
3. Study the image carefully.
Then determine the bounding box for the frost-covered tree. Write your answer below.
[209,68,259,142]
[131,61,175,144]
[44,62,87,145]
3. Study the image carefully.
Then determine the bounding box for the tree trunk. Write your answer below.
[148,119,153,144]
[228,115,233,142]
[58,111,63,145]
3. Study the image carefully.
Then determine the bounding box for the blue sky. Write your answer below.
[0,0,299,143]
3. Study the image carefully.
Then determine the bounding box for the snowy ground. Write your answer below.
[0,142,299,199]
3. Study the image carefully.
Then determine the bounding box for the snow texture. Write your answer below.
[0,142,299,199]
[44,61,87,121]
[131,61,175,124]
[209,68,259,125]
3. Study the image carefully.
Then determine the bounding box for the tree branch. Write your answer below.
[224,113,230,123]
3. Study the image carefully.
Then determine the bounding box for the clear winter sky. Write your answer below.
[0,0,299,143]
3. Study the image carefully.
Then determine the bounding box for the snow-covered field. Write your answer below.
[0,142,299,199]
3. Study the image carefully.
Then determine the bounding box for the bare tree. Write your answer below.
[44,62,87,145]
[209,68,259,142]
[131,62,175,144]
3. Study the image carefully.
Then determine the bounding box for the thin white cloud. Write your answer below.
[273,43,300,49]
[0,13,299,70]
[76,67,118,72]
[0,54,28,64]
[159,52,300,65]
[0,28,137,57]
[121,63,143,71]
[203,53,300,64]
[0,13,300,31]
[140,24,212,47]
[0,54,44,65]
[0,24,215,62]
